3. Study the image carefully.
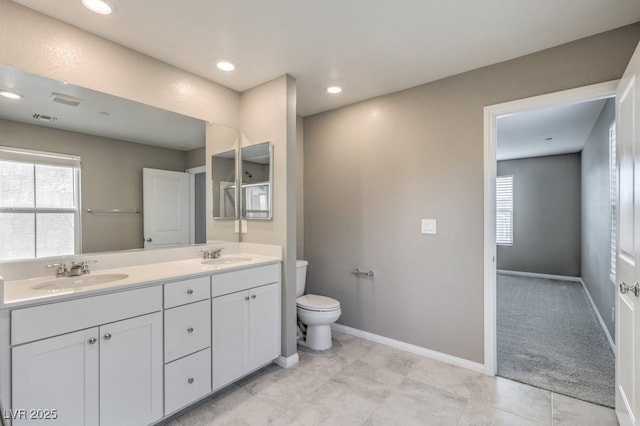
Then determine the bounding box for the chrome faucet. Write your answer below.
[200,247,224,259]
[47,260,97,277]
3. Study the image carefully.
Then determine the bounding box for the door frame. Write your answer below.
[186,165,206,244]
[482,80,618,375]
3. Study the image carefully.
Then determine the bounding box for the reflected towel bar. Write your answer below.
[352,268,374,277]
[87,208,140,215]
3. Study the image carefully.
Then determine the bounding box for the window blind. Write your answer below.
[496,175,513,246]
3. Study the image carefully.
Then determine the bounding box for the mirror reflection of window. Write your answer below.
[242,183,270,218]
[0,146,81,260]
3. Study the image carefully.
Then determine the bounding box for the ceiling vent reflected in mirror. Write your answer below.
[50,93,82,107]
[32,113,58,122]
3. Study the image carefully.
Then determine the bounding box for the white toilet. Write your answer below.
[296,259,341,350]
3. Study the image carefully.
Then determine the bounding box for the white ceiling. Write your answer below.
[12,0,640,117]
[0,65,205,150]
[497,99,609,161]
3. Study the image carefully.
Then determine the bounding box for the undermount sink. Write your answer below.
[201,255,253,266]
[32,273,129,291]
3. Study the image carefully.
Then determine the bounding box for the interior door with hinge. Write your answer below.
[615,41,640,426]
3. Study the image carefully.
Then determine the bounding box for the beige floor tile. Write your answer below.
[363,406,434,425]
[376,376,467,424]
[458,402,546,426]
[469,376,552,425]
[283,378,382,426]
[360,342,423,376]
[407,356,484,399]
[551,393,618,426]
[334,359,405,402]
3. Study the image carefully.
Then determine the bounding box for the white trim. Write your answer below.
[579,278,616,355]
[332,323,485,374]
[274,353,299,368]
[185,165,206,174]
[483,80,618,377]
[497,269,582,283]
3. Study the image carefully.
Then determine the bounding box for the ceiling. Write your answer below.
[0,65,205,150]
[497,98,610,161]
[12,0,640,117]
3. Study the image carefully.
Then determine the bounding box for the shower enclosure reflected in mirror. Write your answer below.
[241,142,272,220]
[211,149,237,219]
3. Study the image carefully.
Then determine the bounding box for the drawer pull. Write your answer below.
[187,377,194,384]
[104,333,112,340]
[88,337,97,345]
[187,327,194,334]
[244,296,250,301]
[186,289,194,295]
[251,294,256,299]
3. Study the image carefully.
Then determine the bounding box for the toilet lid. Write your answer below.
[297,294,340,311]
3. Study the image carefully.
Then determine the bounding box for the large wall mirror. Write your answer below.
[241,142,273,220]
[0,64,240,259]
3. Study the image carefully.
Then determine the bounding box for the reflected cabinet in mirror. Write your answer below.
[241,142,273,220]
[211,149,237,219]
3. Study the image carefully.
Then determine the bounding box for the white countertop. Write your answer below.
[2,254,281,309]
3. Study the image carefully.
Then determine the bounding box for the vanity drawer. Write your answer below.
[11,286,162,346]
[164,299,211,362]
[164,276,210,308]
[164,348,211,415]
[211,263,280,297]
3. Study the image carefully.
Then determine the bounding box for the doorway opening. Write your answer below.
[484,81,618,406]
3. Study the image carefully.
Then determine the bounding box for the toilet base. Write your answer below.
[300,324,333,351]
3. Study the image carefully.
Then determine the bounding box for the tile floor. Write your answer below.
[165,332,618,425]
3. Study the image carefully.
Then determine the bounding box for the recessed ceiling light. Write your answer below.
[216,60,236,72]
[326,86,342,94]
[81,0,112,15]
[0,90,23,100]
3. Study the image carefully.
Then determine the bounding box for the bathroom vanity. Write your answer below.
[0,244,282,426]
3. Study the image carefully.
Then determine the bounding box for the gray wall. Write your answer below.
[581,98,616,339]
[186,147,205,169]
[0,118,187,254]
[497,154,582,276]
[303,24,640,363]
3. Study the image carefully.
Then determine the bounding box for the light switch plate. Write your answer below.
[421,219,437,235]
[241,220,248,234]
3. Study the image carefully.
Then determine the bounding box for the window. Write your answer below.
[496,175,513,246]
[609,123,617,283]
[0,147,81,260]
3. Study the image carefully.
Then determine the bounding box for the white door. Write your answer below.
[99,312,163,426]
[143,168,189,248]
[616,41,640,426]
[12,328,99,426]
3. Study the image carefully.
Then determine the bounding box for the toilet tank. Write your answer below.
[296,260,308,297]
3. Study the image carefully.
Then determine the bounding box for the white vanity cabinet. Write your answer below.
[9,287,163,426]
[211,264,281,390]
[163,276,212,415]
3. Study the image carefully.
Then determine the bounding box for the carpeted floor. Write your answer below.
[497,273,615,407]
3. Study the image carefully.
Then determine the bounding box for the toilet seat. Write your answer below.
[297,294,340,312]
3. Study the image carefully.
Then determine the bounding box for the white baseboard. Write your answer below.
[275,352,299,368]
[331,323,485,374]
[497,269,582,283]
[579,278,616,355]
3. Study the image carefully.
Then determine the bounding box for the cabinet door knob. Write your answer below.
[88,337,97,344]
[104,333,112,340]
[187,377,194,384]
[187,327,194,334]
[244,296,250,301]
[251,294,257,299]
[186,289,194,295]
